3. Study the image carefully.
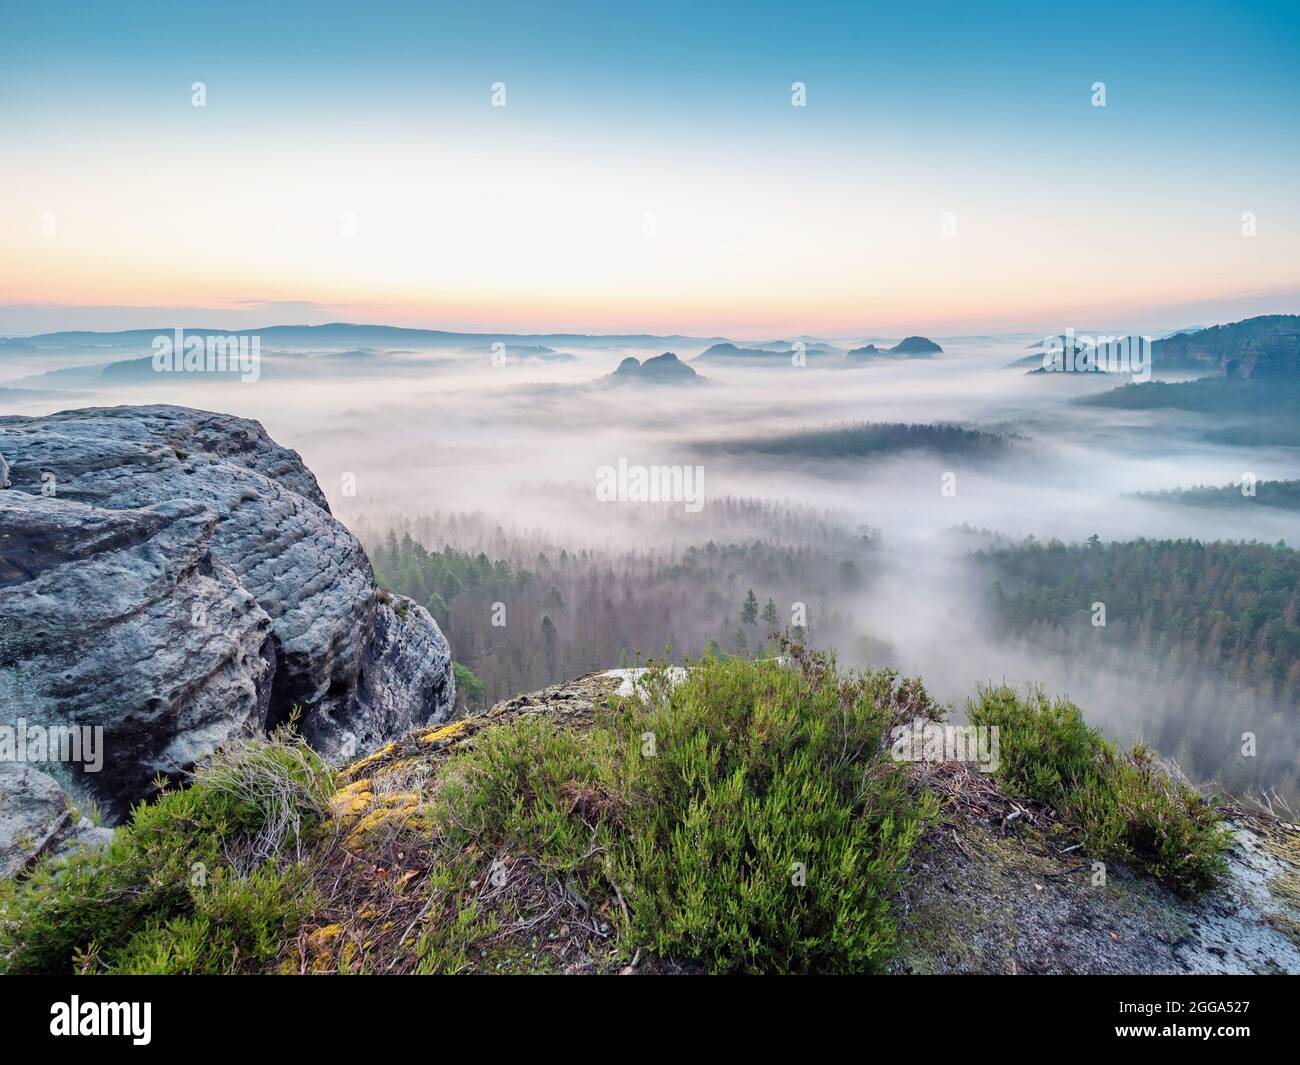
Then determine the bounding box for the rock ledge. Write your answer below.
[0,404,453,873]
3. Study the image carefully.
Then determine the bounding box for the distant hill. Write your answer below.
[889,336,943,355]
[1012,335,1101,369]
[6,348,459,389]
[604,352,703,386]
[1075,317,1300,418]
[1024,315,1300,381]
[7,323,729,352]
[1023,332,1112,350]
[694,421,1011,461]
[465,343,577,364]
[1133,480,1300,512]
[1079,378,1300,445]
[0,338,45,357]
[753,338,844,355]
[1007,353,1050,369]
[1151,314,1300,377]
[1080,377,1300,414]
[846,336,943,361]
[691,342,794,366]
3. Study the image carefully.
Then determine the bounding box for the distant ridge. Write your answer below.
[1016,316,1300,379]
[691,342,795,366]
[5,323,731,351]
[1152,314,1300,378]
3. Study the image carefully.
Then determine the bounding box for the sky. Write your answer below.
[2,0,1299,337]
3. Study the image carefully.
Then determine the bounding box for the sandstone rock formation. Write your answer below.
[847,336,943,360]
[0,762,115,878]
[605,352,703,385]
[0,405,453,868]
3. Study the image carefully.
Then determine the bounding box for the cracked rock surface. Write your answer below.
[0,404,453,866]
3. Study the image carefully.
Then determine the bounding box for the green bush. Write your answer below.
[0,727,333,974]
[613,656,939,973]
[423,652,940,974]
[969,685,1230,894]
[415,714,618,973]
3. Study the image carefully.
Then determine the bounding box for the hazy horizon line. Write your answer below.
[5,293,1299,344]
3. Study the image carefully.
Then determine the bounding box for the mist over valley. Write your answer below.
[6,317,1297,801]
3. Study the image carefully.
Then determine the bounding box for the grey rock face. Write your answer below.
[0,491,276,824]
[0,404,453,850]
[0,763,114,878]
[299,592,452,761]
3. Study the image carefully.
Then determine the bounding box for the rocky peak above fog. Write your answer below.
[847,336,944,360]
[606,352,702,385]
[0,404,453,873]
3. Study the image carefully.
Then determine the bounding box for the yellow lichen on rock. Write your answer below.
[308,923,343,951]
[330,778,375,816]
[346,791,427,843]
[338,741,400,782]
[417,719,473,745]
[302,923,352,974]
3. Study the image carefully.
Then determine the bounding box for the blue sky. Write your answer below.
[2,0,1298,335]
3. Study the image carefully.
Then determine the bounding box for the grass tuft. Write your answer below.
[0,726,333,974]
[968,685,1230,895]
